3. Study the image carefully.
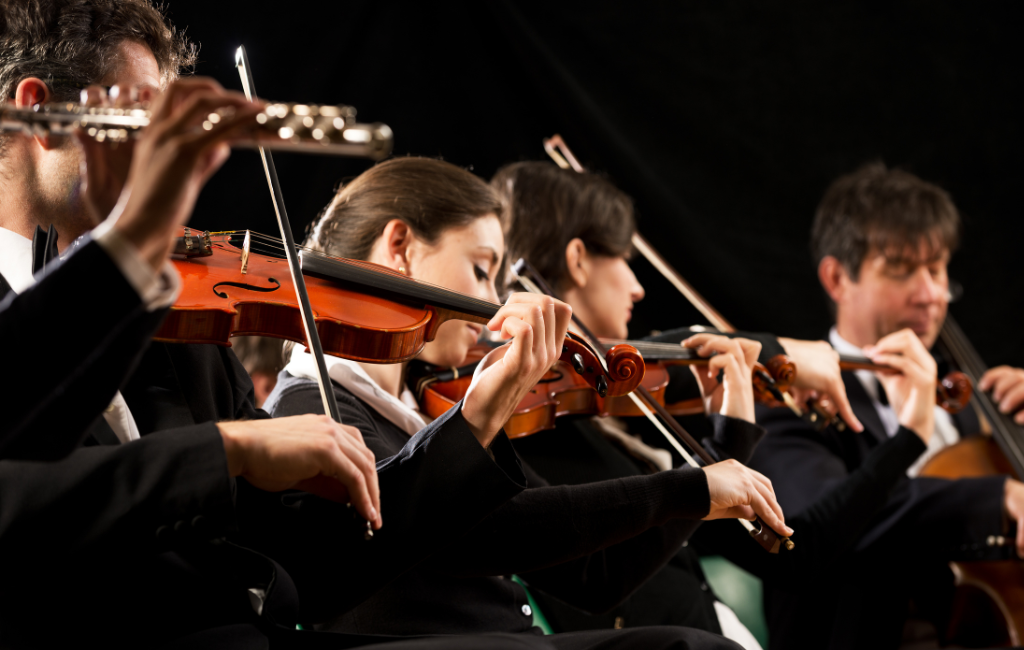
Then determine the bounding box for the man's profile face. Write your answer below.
[838,238,950,349]
[35,40,162,240]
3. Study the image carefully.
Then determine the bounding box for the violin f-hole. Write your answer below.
[212,278,281,299]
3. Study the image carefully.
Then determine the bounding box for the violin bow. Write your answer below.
[542,135,825,425]
[236,46,372,539]
[512,259,792,553]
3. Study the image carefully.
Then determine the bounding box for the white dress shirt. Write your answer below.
[829,327,960,476]
[285,346,427,436]
[0,223,181,443]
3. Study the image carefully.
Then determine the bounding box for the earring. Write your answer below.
[399,266,407,275]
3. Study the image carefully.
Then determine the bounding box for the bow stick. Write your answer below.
[542,135,827,425]
[511,259,793,553]
[236,46,372,540]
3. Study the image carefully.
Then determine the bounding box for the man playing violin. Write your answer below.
[751,162,1024,649]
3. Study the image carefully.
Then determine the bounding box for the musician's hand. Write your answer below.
[1004,479,1024,558]
[865,329,936,444]
[74,83,158,225]
[681,334,760,422]
[778,337,864,432]
[702,459,794,538]
[218,414,382,530]
[980,366,1024,424]
[461,293,572,448]
[96,78,262,272]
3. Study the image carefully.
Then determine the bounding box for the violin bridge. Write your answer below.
[240,230,251,275]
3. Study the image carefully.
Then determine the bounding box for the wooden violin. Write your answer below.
[602,339,796,416]
[156,229,644,398]
[836,354,973,413]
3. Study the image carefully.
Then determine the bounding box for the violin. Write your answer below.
[601,339,797,416]
[836,353,973,413]
[413,344,675,438]
[156,229,644,399]
[414,346,785,438]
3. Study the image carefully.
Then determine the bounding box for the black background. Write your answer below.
[165,0,1023,366]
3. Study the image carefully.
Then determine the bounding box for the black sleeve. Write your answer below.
[427,459,709,612]
[696,423,926,585]
[0,423,235,560]
[0,240,166,460]
[644,326,787,365]
[700,413,766,465]
[244,382,528,622]
[732,404,1008,588]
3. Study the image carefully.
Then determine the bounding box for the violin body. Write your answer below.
[157,231,444,363]
[158,230,643,397]
[418,344,650,438]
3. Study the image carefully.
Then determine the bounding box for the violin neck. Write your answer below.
[602,339,703,362]
[299,248,500,322]
[837,354,885,372]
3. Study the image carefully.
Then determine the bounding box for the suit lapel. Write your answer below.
[842,371,889,446]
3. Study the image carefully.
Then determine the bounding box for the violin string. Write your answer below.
[939,317,1024,468]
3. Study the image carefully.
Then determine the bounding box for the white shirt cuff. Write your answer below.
[92,219,181,311]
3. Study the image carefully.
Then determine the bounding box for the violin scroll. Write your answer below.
[938,370,973,413]
[765,354,797,391]
[604,344,645,396]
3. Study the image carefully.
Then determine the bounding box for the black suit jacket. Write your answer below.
[750,370,1008,650]
[0,239,165,459]
[1,265,529,650]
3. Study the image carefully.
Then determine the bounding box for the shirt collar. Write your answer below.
[284,347,427,437]
[0,227,36,295]
[829,326,882,403]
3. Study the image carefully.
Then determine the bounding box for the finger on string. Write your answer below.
[988,369,1020,401]
[543,299,557,361]
[499,317,533,375]
[998,382,1024,415]
[734,337,762,367]
[488,302,536,334]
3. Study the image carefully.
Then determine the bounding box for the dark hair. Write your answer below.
[811,162,960,280]
[306,157,502,261]
[492,161,635,291]
[0,0,196,151]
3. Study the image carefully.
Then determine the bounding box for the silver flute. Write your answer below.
[0,100,393,160]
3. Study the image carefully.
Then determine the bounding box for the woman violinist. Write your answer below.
[493,161,941,647]
[264,156,789,650]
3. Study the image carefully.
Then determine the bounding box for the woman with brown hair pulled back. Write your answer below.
[265,156,790,650]
[494,160,939,646]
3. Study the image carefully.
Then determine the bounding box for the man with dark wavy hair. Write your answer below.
[751,162,1024,649]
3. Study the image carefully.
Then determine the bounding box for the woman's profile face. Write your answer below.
[562,251,645,341]
[407,214,504,367]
